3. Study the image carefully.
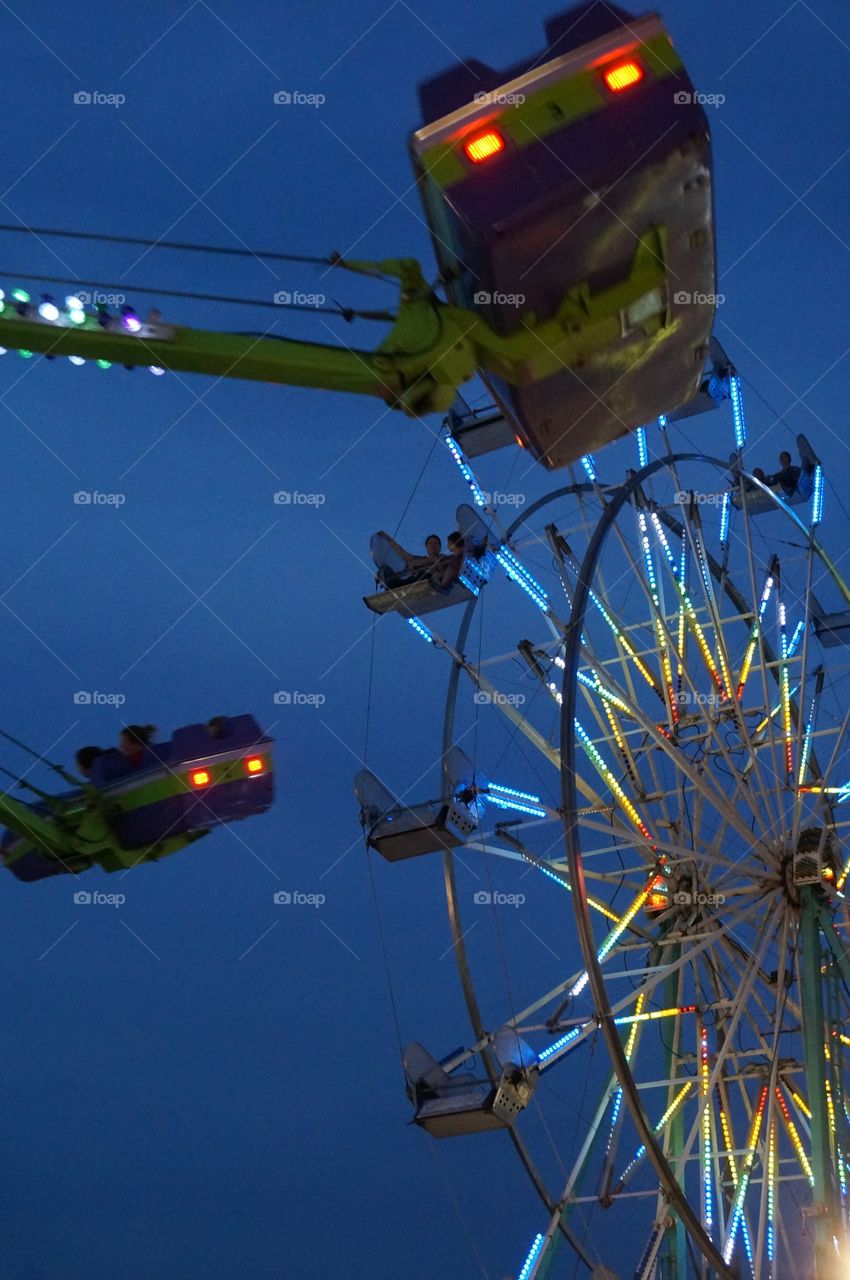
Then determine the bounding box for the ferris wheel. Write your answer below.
[356,377,850,1280]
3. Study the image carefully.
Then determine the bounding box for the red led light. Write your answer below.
[190,769,211,788]
[464,130,506,164]
[603,60,644,93]
[244,756,264,775]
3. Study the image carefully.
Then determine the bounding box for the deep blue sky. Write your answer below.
[1,3,849,1278]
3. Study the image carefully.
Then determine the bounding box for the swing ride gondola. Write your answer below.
[0,716,274,883]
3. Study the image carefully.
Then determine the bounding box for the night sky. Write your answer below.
[1,2,849,1277]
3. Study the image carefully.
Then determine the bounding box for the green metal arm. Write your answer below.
[0,783,210,875]
[0,789,75,859]
[0,233,666,415]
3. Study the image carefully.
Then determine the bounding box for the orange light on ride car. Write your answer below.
[244,756,264,775]
[464,130,506,164]
[647,890,668,911]
[603,60,644,93]
[190,769,211,788]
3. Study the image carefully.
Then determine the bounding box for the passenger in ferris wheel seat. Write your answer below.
[727,452,767,492]
[375,531,443,588]
[765,451,801,498]
[429,532,465,592]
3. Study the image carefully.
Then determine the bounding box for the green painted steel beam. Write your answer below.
[0,237,667,416]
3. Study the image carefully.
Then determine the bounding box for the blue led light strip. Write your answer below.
[537,1026,582,1064]
[729,375,746,450]
[516,1233,544,1280]
[495,551,549,612]
[719,491,731,545]
[486,794,546,818]
[406,616,434,644]
[444,434,488,507]
[812,464,824,526]
[489,782,541,803]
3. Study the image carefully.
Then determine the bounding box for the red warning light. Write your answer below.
[190,769,211,788]
[244,756,264,775]
[603,60,644,93]
[464,130,506,164]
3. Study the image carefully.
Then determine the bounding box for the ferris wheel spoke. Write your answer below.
[577,656,771,853]
[628,906,774,1214]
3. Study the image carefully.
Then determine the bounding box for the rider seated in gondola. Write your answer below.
[765,451,802,498]
[730,438,818,502]
[118,724,157,767]
[374,531,443,588]
[75,745,106,780]
[430,531,466,591]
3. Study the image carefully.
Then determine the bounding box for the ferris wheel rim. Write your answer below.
[559,450,849,1279]
[438,478,606,1272]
